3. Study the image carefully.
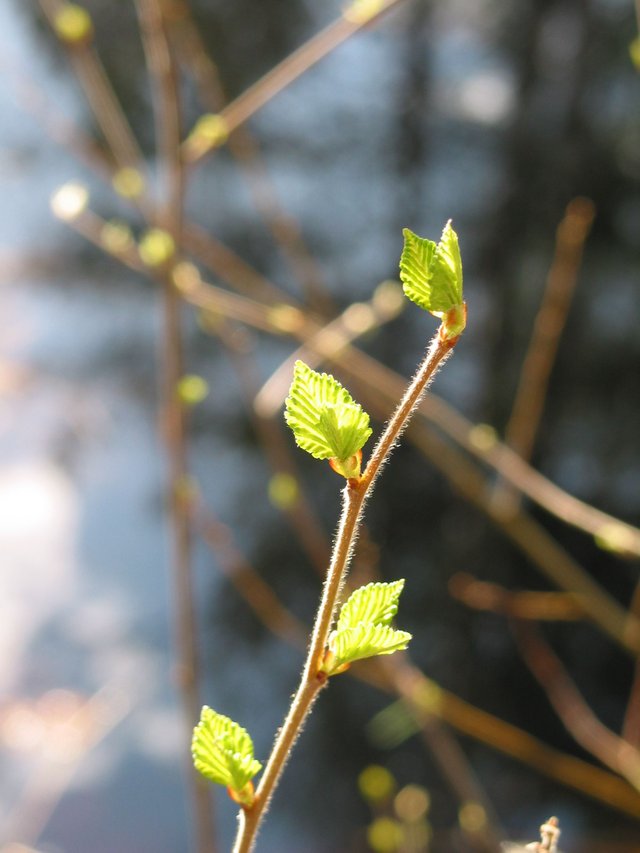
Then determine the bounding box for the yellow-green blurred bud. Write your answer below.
[358,764,396,804]
[177,375,209,406]
[268,473,299,510]
[343,0,385,25]
[458,801,488,835]
[595,523,637,556]
[468,423,498,453]
[367,817,404,853]
[54,4,93,44]
[184,114,229,161]
[112,167,145,199]
[139,228,175,267]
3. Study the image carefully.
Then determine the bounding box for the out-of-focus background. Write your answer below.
[1,0,640,851]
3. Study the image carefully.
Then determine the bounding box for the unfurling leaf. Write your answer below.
[400,221,465,339]
[192,706,261,803]
[284,361,372,477]
[321,580,411,676]
[326,623,412,673]
[337,580,405,632]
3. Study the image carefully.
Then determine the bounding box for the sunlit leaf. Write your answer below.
[328,623,412,671]
[192,706,262,794]
[337,580,405,632]
[400,221,463,317]
[284,361,372,468]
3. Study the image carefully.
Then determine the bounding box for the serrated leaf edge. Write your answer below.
[399,221,464,318]
[284,360,372,464]
[337,580,406,632]
[192,706,262,793]
[328,622,412,670]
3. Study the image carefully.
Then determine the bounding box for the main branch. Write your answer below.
[233,325,460,853]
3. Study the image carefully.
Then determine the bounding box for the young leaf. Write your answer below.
[327,623,412,672]
[400,221,464,324]
[337,580,405,633]
[192,706,262,798]
[284,361,372,474]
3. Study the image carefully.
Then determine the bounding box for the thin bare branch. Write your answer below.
[195,501,307,648]
[494,197,595,513]
[623,582,640,746]
[168,0,333,313]
[449,572,585,622]
[135,1,215,849]
[39,0,144,170]
[185,0,407,164]
[514,621,640,792]
[382,659,640,819]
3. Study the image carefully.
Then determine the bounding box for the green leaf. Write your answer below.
[328,623,412,670]
[399,221,463,317]
[284,360,372,465]
[337,580,405,632]
[192,706,262,794]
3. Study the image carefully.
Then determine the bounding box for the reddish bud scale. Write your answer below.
[439,302,467,343]
[328,449,363,480]
[318,647,352,678]
[227,781,256,809]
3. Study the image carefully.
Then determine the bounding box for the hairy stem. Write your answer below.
[233,326,459,852]
[361,330,457,489]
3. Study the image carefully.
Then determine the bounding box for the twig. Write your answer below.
[520,816,561,853]
[514,621,640,792]
[167,0,333,314]
[27,65,640,566]
[234,484,366,853]
[260,345,640,652]
[212,320,331,576]
[253,283,405,419]
[244,287,640,558]
[195,500,307,648]
[393,417,640,656]
[180,223,300,304]
[0,53,115,178]
[72,215,635,654]
[41,206,640,655]
[39,0,144,171]
[180,472,640,822]
[25,6,640,558]
[322,349,640,560]
[383,661,640,819]
[185,0,407,164]
[233,328,459,853]
[135,1,215,850]
[494,197,595,514]
[34,4,295,312]
[2,687,130,846]
[623,582,640,746]
[378,656,505,853]
[449,572,584,621]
